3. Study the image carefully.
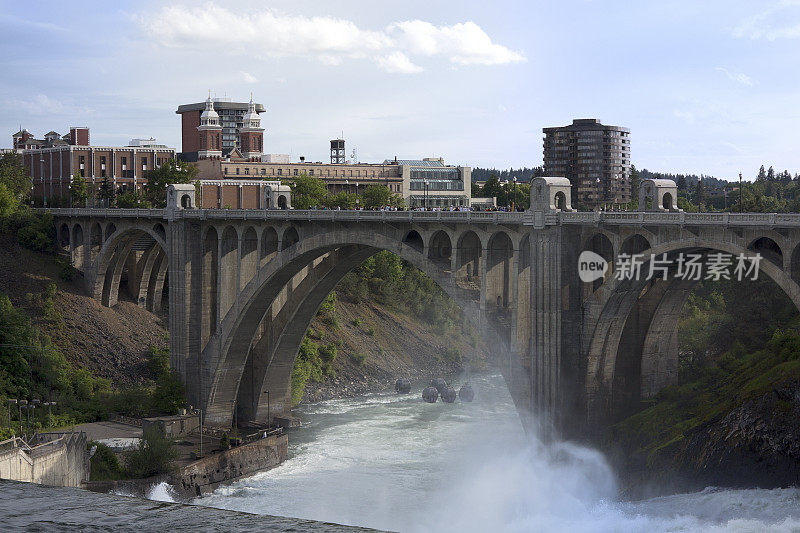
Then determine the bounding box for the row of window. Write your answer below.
[222,166,399,179]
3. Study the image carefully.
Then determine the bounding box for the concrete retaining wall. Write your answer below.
[0,433,89,487]
[173,433,288,497]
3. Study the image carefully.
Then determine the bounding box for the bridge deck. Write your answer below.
[42,208,800,227]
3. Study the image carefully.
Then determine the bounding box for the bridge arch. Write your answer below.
[104,223,117,242]
[71,223,85,269]
[90,224,169,309]
[202,227,505,427]
[428,230,452,266]
[402,230,424,253]
[455,230,482,281]
[620,233,651,256]
[58,223,70,251]
[748,236,783,267]
[584,232,614,292]
[584,237,800,428]
[260,227,279,266]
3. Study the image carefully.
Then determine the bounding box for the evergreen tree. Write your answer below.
[69,171,88,207]
[757,165,767,181]
[767,166,775,182]
[98,177,115,207]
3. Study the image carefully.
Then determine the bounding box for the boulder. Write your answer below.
[441,387,457,403]
[459,383,475,402]
[422,386,439,403]
[395,378,411,394]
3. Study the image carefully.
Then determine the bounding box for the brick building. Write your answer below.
[19,127,175,206]
[176,96,265,161]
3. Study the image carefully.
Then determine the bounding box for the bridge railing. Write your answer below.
[558,211,796,227]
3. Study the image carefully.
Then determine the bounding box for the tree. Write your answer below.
[0,152,30,200]
[288,174,328,209]
[629,164,641,202]
[757,165,767,181]
[116,189,150,208]
[767,166,775,182]
[695,178,706,209]
[142,158,197,208]
[676,175,687,191]
[70,172,88,207]
[324,191,357,209]
[97,177,115,207]
[361,184,402,208]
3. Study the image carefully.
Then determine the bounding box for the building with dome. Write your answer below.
[176,96,266,161]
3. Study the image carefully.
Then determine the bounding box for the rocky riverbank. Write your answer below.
[301,298,488,403]
[611,379,800,498]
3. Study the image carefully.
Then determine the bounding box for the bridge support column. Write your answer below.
[529,227,563,433]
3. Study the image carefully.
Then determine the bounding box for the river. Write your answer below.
[180,373,800,532]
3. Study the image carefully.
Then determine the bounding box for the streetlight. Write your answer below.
[43,401,56,433]
[355,182,359,205]
[31,399,40,435]
[40,158,46,208]
[424,179,429,210]
[739,172,743,213]
[513,177,517,212]
[18,400,26,437]
[194,408,203,458]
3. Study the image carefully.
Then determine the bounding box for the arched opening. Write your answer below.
[403,230,424,253]
[241,227,258,290]
[621,234,650,256]
[554,191,567,211]
[181,194,191,208]
[202,230,504,429]
[58,224,70,251]
[220,226,239,318]
[748,236,782,267]
[104,223,117,242]
[281,227,299,250]
[587,241,800,432]
[278,195,288,209]
[71,224,84,270]
[152,223,166,243]
[456,230,482,284]
[662,192,673,210]
[202,227,219,346]
[89,222,103,262]
[585,233,614,292]
[487,231,513,309]
[261,227,279,266]
[427,230,452,265]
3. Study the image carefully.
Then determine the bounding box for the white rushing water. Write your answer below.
[189,374,800,532]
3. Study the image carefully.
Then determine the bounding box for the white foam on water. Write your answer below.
[146,481,178,503]
[193,373,800,532]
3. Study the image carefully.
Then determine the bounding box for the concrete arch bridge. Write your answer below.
[44,181,800,436]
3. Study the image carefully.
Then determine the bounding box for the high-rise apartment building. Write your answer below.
[176,96,266,161]
[543,119,631,207]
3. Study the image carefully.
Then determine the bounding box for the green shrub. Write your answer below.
[59,263,76,282]
[349,351,367,366]
[89,442,123,481]
[149,372,185,415]
[367,327,376,336]
[147,345,170,377]
[124,426,178,478]
[352,318,362,327]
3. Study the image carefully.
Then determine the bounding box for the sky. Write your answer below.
[1,0,799,179]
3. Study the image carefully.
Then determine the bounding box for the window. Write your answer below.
[261,168,265,175]
[121,156,127,171]
[245,168,249,175]
[293,169,298,176]
[224,167,228,175]
[100,156,106,177]
[278,168,282,176]
[141,157,147,171]
[79,155,85,171]
[236,167,240,175]
[309,169,314,176]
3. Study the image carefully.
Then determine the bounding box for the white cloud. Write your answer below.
[672,109,695,124]
[137,3,525,73]
[5,94,90,117]
[715,67,756,86]
[241,71,257,83]
[734,0,800,40]
[389,20,525,66]
[375,52,423,74]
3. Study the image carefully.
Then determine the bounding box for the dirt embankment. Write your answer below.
[0,235,167,387]
[302,297,489,402]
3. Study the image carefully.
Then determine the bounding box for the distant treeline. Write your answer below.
[471,166,545,183]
